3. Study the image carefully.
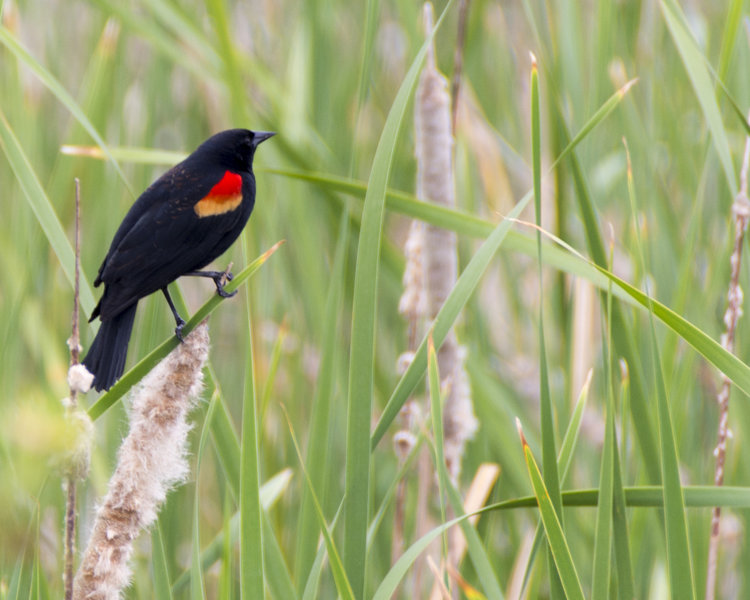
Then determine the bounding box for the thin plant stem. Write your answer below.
[450,0,470,135]
[706,113,750,600]
[63,178,82,600]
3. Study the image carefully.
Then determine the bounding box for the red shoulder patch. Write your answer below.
[208,171,243,197]
[194,171,243,217]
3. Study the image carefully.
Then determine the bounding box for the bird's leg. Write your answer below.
[162,287,186,342]
[184,263,237,298]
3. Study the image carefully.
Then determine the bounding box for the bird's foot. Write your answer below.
[174,317,186,343]
[214,264,236,298]
[215,281,237,298]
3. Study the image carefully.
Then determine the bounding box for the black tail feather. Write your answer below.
[82,303,138,391]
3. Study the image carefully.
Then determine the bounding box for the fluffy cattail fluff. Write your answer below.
[415,2,477,479]
[399,220,428,322]
[73,321,210,600]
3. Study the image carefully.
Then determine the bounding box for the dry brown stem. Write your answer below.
[705,114,750,600]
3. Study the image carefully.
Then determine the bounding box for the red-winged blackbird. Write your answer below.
[83,129,274,391]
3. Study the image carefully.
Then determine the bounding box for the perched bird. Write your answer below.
[83,128,275,391]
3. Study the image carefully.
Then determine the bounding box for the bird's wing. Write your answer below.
[96,166,242,319]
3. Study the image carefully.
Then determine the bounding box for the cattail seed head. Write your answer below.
[73,321,210,600]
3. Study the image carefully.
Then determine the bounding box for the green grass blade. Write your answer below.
[441,480,505,600]
[520,372,593,596]
[301,503,345,600]
[485,485,750,510]
[205,0,248,123]
[611,436,635,599]
[591,401,614,598]
[430,350,505,600]
[660,0,737,197]
[0,25,132,194]
[60,144,186,165]
[170,469,293,594]
[591,252,615,599]
[240,298,264,599]
[371,193,530,448]
[517,421,585,600]
[261,512,298,600]
[87,241,283,419]
[371,512,475,600]
[152,524,174,600]
[427,338,450,591]
[531,58,564,598]
[7,558,24,600]
[366,433,424,549]
[296,210,349,591]
[343,4,452,595]
[0,107,96,316]
[559,117,660,484]
[285,408,355,600]
[550,232,750,396]
[716,0,745,84]
[209,387,241,496]
[86,0,214,80]
[191,392,220,600]
[625,146,695,599]
[530,221,750,424]
[30,550,49,600]
[218,491,234,599]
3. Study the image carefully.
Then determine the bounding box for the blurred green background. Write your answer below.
[2,0,750,597]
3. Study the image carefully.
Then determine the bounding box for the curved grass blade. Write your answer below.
[531,58,564,599]
[191,391,221,600]
[296,210,350,591]
[488,485,750,510]
[0,107,97,316]
[535,225,750,396]
[87,241,283,419]
[439,464,506,599]
[152,524,173,600]
[427,338,451,593]
[55,152,646,312]
[170,469,293,594]
[517,421,585,600]
[343,3,453,595]
[283,407,355,600]
[660,0,737,197]
[520,371,593,596]
[591,399,614,598]
[0,25,132,194]
[559,118,660,483]
[371,512,472,600]
[371,192,530,448]
[611,437,635,599]
[61,144,186,166]
[86,0,215,81]
[625,144,695,599]
[240,275,263,600]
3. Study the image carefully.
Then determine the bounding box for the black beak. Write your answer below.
[253,131,276,147]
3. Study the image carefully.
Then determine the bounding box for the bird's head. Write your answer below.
[199,128,275,173]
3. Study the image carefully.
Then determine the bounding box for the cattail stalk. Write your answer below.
[394,4,478,593]
[73,321,210,600]
[416,2,477,482]
[705,116,750,600]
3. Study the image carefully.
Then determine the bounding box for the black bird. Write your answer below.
[83,129,274,391]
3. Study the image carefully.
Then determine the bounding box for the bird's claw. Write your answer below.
[214,271,236,298]
[175,318,186,343]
